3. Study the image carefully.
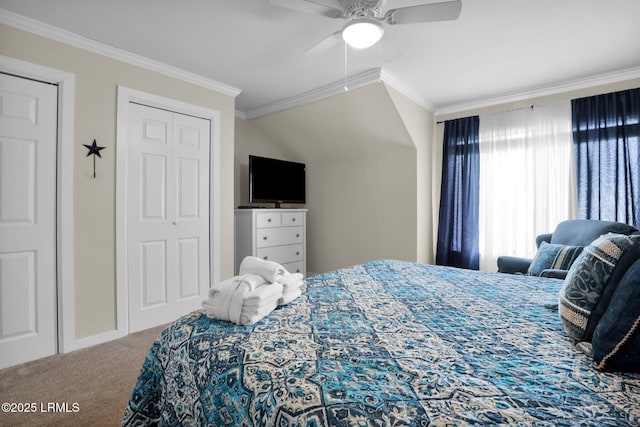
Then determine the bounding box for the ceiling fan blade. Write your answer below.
[384,0,461,25]
[269,0,344,18]
[304,31,342,56]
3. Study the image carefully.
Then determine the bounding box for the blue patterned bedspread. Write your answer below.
[122,260,640,426]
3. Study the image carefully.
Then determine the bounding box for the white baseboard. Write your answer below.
[64,329,128,353]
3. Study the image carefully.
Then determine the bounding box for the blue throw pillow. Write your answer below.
[559,233,639,341]
[527,242,583,276]
[592,259,640,372]
[583,239,640,342]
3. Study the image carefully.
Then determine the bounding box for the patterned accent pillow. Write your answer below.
[558,233,638,341]
[583,238,640,342]
[527,242,583,276]
[592,259,640,372]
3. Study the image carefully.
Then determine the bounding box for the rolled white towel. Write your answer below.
[277,272,304,305]
[235,274,266,292]
[239,256,286,284]
[279,272,304,287]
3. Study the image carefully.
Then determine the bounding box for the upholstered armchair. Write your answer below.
[497,219,639,278]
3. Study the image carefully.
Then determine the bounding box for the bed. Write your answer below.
[122,260,640,426]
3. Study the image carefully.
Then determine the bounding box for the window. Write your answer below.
[478,102,575,271]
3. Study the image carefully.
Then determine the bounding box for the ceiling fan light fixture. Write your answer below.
[341,18,384,49]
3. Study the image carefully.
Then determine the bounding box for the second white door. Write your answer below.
[127,103,210,332]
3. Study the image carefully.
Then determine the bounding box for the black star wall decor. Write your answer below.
[83,139,106,178]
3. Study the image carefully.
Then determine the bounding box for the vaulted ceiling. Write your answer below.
[1,0,639,118]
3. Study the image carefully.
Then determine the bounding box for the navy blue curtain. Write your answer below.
[572,88,640,227]
[436,116,480,270]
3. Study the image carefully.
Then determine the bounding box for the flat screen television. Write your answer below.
[249,155,306,208]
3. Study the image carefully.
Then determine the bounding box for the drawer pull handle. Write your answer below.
[296,251,300,256]
[296,234,300,238]
[267,218,272,222]
[263,236,268,240]
[292,218,296,222]
[263,256,268,260]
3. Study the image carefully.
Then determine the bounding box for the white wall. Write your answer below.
[234,119,294,207]
[305,146,416,272]
[385,84,435,263]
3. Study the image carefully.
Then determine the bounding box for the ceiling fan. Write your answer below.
[270,0,462,51]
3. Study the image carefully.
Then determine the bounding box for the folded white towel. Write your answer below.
[204,274,269,323]
[203,277,285,325]
[238,302,278,325]
[244,281,284,305]
[243,296,281,310]
[202,299,221,319]
[204,277,237,320]
[239,256,286,284]
[202,262,307,325]
[239,282,282,325]
[279,288,302,305]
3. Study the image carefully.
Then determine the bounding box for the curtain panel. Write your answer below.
[436,116,480,270]
[572,88,640,227]
[478,102,575,271]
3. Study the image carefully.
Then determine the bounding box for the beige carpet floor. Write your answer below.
[0,324,165,427]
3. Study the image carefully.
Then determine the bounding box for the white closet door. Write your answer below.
[0,73,57,369]
[127,103,210,332]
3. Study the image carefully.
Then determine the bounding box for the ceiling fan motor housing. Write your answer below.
[343,0,383,18]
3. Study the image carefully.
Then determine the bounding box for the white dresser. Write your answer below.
[235,209,307,276]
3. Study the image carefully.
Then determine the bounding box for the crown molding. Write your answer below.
[0,9,241,97]
[242,67,384,119]
[379,68,435,112]
[241,66,434,119]
[235,109,249,120]
[434,66,640,117]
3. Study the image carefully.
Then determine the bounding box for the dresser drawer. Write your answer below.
[235,209,306,276]
[282,212,304,227]
[256,212,281,228]
[256,226,304,248]
[257,244,304,265]
[282,261,304,275]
